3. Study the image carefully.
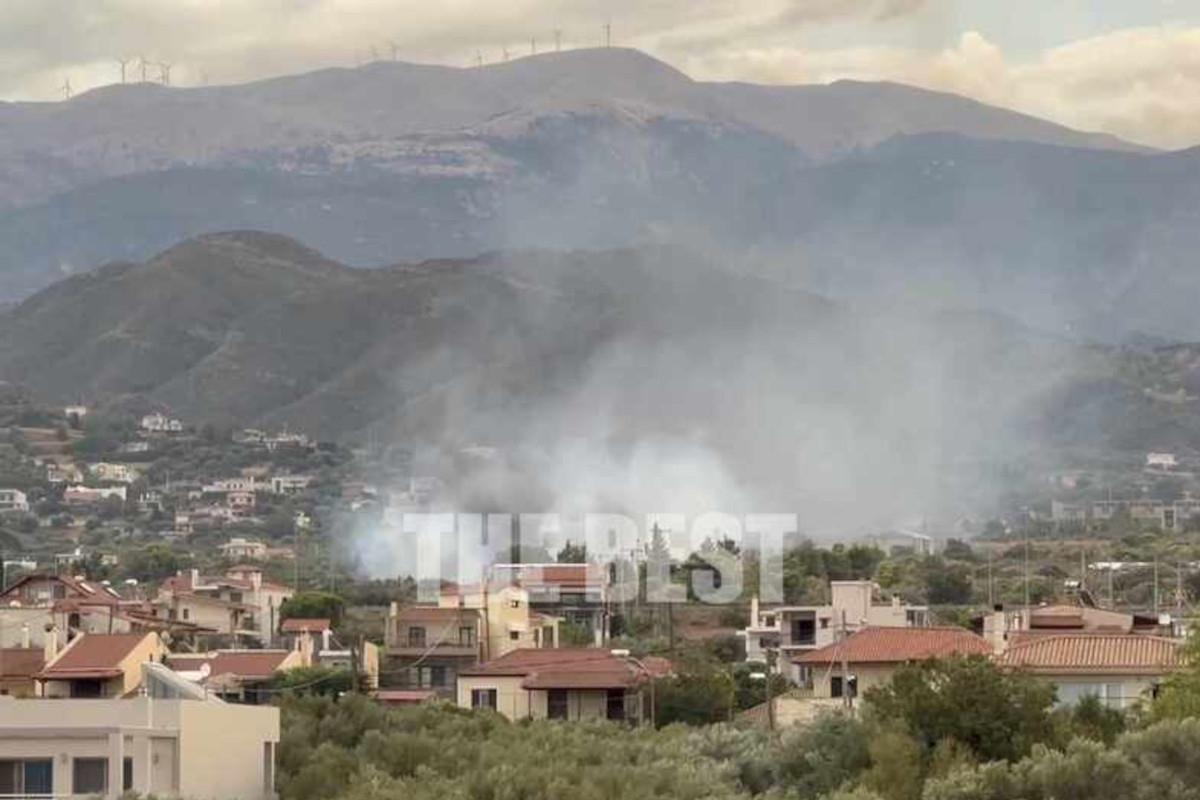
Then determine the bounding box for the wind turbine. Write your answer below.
[60,78,72,99]
[502,46,510,62]
[117,57,129,84]
[158,62,172,86]
[388,40,399,61]
[554,29,562,52]
[139,56,150,83]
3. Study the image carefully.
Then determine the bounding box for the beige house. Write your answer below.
[0,694,278,799]
[36,633,169,699]
[456,648,669,723]
[166,649,305,703]
[438,584,561,658]
[980,604,1173,652]
[792,626,993,702]
[743,581,929,677]
[996,633,1183,709]
[155,566,293,644]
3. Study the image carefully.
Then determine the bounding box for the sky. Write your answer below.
[3,0,1200,149]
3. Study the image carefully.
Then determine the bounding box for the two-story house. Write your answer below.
[490,563,610,644]
[385,605,483,695]
[0,488,29,513]
[742,581,929,680]
[36,632,169,699]
[154,567,292,645]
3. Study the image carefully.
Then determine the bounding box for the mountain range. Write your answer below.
[6,48,1199,343]
[5,232,1200,511]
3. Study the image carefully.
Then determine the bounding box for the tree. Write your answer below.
[776,713,872,797]
[923,558,974,604]
[865,656,1057,763]
[653,662,734,726]
[280,591,346,626]
[556,540,587,563]
[1150,629,1200,722]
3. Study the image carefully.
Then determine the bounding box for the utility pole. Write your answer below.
[765,648,776,731]
[840,609,851,712]
[1023,534,1031,609]
[1154,557,1160,616]
[604,21,612,48]
[987,548,994,608]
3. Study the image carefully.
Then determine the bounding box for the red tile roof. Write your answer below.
[281,617,332,633]
[461,648,670,689]
[792,627,993,665]
[166,650,293,682]
[996,634,1183,675]
[0,648,45,679]
[37,633,151,679]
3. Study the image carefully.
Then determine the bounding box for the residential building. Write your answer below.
[457,648,670,722]
[89,463,140,484]
[743,581,929,676]
[219,538,268,560]
[1147,452,1178,470]
[490,563,611,643]
[0,648,44,697]
[155,566,292,644]
[0,692,279,800]
[65,485,128,505]
[384,605,483,695]
[0,574,131,646]
[270,474,312,495]
[226,490,258,515]
[0,488,29,513]
[438,584,561,658]
[46,463,84,483]
[36,632,169,699]
[63,404,89,420]
[141,413,184,433]
[165,649,304,703]
[978,603,1173,652]
[792,626,993,701]
[996,633,1182,709]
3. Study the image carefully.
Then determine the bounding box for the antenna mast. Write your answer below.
[117,58,129,84]
[61,78,72,100]
[159,62,172,87]
[605,21,612,48]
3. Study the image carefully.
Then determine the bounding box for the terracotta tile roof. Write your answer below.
[281,617,332,633]
[792,627,993,666]
[461,648,670,689]
[37,633,150,679]
[996,634,1183,675]
[166,650,293,682]
[1,574,121,606]
[0,648,46,679]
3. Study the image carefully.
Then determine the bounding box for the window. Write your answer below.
[430,665,447,687]
[548,689,569,720]
[458,626,476,646]
[407,626,426,647]
[123,758,133,793]
[1105,684,1125,709]
[791,618,816,646]
[509,631,520,641]
[820,618,830,629]
[510,599,521,608]
[72,678,104,698]
[606,689,626,721]
[0,759,54,796]
[471,688,497,710]
[182,608,190,620]
[73,758,108,795]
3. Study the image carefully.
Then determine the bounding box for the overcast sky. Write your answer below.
[3,0,1200,149]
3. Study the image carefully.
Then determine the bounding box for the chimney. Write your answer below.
[750,595,760,627]
[389,601,399,618]
[322,628,333,653]
[190,568,200,589]
[21,623,30,649]
[43,626,59,663]
[299,630,314,667]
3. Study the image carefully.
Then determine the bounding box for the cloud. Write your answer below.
[670,26,1200,149]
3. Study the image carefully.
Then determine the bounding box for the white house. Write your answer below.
[0,488,30,513]
[141,413,183,433]
[89,463,140,484]
[1147,453,1178,470]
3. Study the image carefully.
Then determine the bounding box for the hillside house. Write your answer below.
[996,633,1182,708]
[219,538,268,560]
[141,413,183,433]
[64,485,127,505]
[154,567,292,644]
[89,463,140,484]
[270,474,312,495]
[456,648,670,723]
[0,693,279,800]
[438,584,561,658]
[792,626,993,702]
[0,488,29,513]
